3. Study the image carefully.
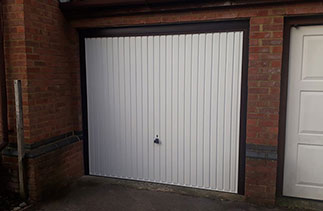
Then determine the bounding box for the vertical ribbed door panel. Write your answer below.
[85,31,243,193]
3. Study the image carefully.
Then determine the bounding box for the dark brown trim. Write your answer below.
[61,0,188,8]
[60,0,310,20]
[61,0,303,8]
[0,1,8,152]
[78,20,249,37]
[277,15,323,197]
[79,20,249,193]
[238,23,248,195]
[79,33,89,175]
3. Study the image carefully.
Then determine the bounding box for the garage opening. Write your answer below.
[80,21,248,194]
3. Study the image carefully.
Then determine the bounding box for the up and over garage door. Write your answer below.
[83,22,247,194]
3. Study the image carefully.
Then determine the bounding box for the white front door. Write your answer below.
[85,31,244,193]
[284,25,323,200]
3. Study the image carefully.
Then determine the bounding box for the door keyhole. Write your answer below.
[154,135,160,144]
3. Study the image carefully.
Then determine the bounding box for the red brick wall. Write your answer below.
[1,0,26,194]
[23,0,81,143]
[0,156,19,193]
[27,141,83,200]
[2,0,29,145]
[2,0,81,144]
[1,0,83,201]
[1,141,83,200]
[70,1,323,205]
[1,0,29,195]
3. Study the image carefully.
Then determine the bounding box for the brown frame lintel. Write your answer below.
[61,0,306,9]
[0,1,8,152]
[277,15,323,197]
[79,19,249,195]
[60,0,310,20]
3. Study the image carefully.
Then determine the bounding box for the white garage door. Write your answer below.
[284,25,323,200]
[85,31,244,193]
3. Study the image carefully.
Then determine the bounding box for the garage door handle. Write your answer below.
[154,135,160,144]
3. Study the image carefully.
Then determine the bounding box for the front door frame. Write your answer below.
[78,19,249,195]
[277,15,323,197]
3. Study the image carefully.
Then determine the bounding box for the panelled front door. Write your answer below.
[284,25,323,200]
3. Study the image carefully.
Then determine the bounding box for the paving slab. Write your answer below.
[30,176,293,211]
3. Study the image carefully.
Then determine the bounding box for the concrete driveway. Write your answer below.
[30,176,290,211]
